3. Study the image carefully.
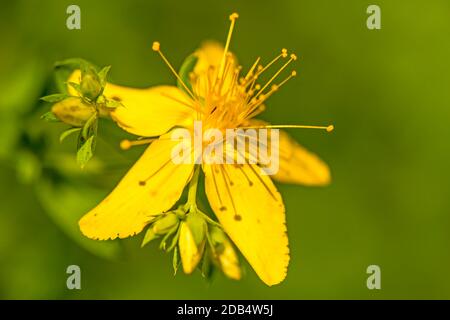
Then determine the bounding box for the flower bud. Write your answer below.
[80,68,102,101]
[179,212,206,274]
[51,97,96,127]
[152,212,179,235]
[210,226,241,280]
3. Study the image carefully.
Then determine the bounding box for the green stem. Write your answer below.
[187,165,201,209]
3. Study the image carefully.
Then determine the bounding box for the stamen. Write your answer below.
[160,91,205,115]
[120,138,157,150]
[152,41,196,99]
[243,57,261,82]
[254,49,288,78]
[277,70,297,89]
[240,124,334,132]
[253,53,297,100]
[218,13,239,79]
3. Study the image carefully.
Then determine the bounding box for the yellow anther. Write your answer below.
[120,139,132,150]
[229,12,239,20]
[290,54,297,61]
[120,138,157,150]
[240,124,333,132]
[291,70,297,76]
[281,48,288,58]
[152,41,160,51]
[152,41,196,99]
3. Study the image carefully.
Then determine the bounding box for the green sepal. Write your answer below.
[172,246,180,275]
[59,127,82,143]
[97,65,111,88]
[40,93,70,103]
[76,135,95,168]
[177,54,198,95]
[159,225,179,251]
[67,82,81,93]
[40,111,60,122]
[141,228,159,247]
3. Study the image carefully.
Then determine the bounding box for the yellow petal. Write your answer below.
[68,70,195,137]
[203,164,289,286]
[275,129,331,186]
[192,42,237,98]
[248,119,331,186]
[79,134,194,240]
[193,42,228,75]
[179,222,204,274]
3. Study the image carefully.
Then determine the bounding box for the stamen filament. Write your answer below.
[243,57,261,82]
[277,70,297,89]
[254,49,288,78]
[239,124,334,132]
[120,138,157,150]
[218,13,239,79]
[254,53,297,100]
[152,41,196,99]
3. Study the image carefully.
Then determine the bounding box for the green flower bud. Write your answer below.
[179,212,207,274]
[51,97,96,127]
[80,68,102,101]
[210,225,226,247]
[209,226,241,280]
[184,211,207,246]
[152,212,179,235]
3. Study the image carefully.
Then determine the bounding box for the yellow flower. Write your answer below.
[77,13,332,286]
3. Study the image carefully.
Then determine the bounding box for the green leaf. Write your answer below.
[35,178,120,260]
[76,135,95,168]
[40,111,60,122]
[40,93,69,103]
[97,65,111,87]
[177,54,198,95]
[59,127,82,143]
[173,246,180,275]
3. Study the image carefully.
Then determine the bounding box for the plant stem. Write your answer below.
[187,165,200,208]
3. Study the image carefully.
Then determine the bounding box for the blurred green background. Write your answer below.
[1,0,450,299]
